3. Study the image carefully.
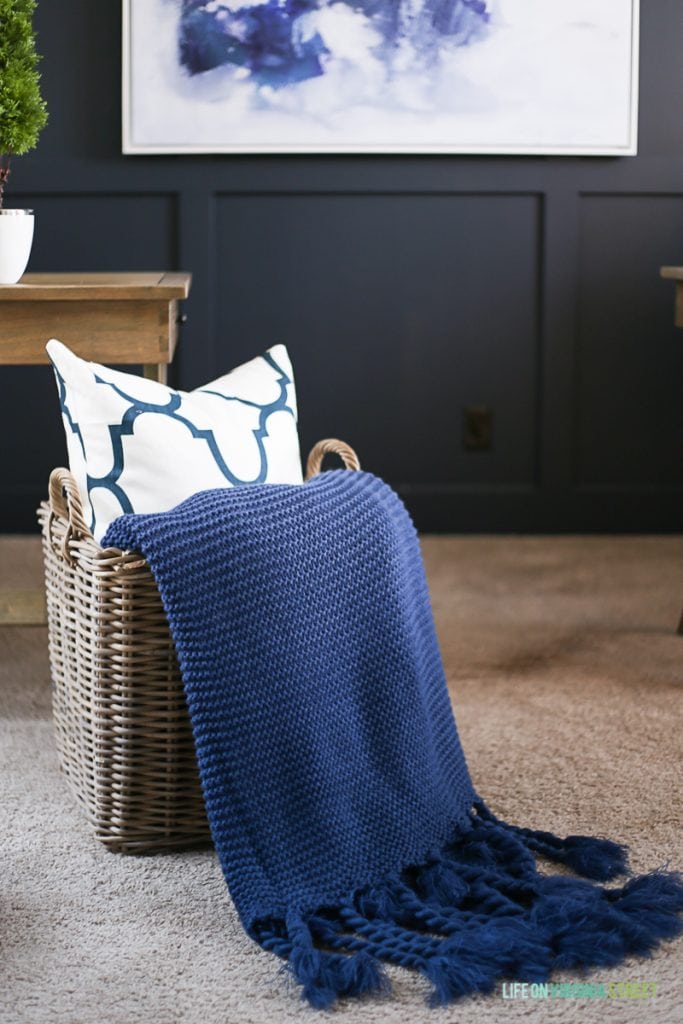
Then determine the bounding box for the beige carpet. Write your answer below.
[1,535,682,1024]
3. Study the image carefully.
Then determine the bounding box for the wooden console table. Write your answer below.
[0,272,191,384]
[660,266,683,633]
[0,271,191,624]
[661,266,683,328]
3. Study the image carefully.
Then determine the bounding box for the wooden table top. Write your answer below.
[0,272,192,301]
[660,267,683,281]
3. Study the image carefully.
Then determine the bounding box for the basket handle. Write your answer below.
[305,439,361,480]
[48,468,93,563]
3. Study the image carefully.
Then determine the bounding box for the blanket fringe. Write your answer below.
[473,800,629,882]
[255,803,683,1008]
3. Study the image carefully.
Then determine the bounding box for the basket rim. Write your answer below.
[41,437,361,564]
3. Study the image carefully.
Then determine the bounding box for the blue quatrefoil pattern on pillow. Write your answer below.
[47,339,303,543]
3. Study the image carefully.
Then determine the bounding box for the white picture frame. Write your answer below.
[122,0,640,156]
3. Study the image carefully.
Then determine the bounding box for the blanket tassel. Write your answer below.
[473,800,629,882]
[255,803,683,1008]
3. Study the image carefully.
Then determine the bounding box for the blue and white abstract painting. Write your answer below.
[123,0,639,154]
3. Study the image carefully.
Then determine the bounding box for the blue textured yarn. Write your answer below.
[103,470,683,1008]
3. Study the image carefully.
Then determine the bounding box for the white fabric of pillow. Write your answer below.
[46,339,303,543]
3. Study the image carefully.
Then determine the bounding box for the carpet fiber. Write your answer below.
[1,535,682,1023]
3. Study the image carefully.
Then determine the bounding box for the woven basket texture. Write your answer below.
[37,438,360,853]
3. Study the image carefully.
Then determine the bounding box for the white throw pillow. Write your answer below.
[47,339,303,543]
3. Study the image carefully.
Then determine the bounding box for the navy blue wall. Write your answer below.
[3,1,683,532]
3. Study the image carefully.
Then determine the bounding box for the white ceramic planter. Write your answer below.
[0,209,35,284]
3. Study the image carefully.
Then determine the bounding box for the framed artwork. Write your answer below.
[122,0,639,155]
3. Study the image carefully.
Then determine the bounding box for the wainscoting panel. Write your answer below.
[576,194,683,488]
[214,193,541,487]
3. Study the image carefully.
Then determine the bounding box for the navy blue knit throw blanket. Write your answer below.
[103,470,683,1008]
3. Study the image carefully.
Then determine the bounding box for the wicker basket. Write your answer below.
[37,439,360,853]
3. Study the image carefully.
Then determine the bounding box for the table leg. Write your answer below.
[143,363,167,385]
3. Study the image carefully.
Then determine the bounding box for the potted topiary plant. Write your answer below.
[0,0,47,283]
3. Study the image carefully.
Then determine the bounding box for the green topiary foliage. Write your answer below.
[0,0,48,205]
